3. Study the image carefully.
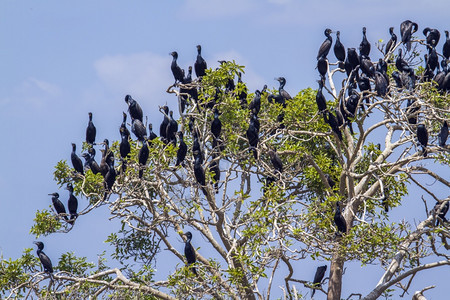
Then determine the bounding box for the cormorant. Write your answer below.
[311,265,327,297]
[400,20,418,52]
[276,77,292,102]
[86,112,96,145]
[443,31,450,60]
[131,117,147,142]
[357,71,371,95]
[417,124,428,157]
[406,99,420,125]
[317,56,328,81]
[66,183,78,222]
[104,156,116,193]
[209,153,220,194]
[423,27,440,48]
[211,108,222,139]
[71,143,84,175]
[193,153,207,195]
[334,201,347,234]
[359,27,371,57]
[433,201,449,226]
[148,123,158,145]
[120,111,130,138]
[376,58,388,77]
[237,72,248,109]
[159,106,169,142]
[33,241,53,274]
[325,174,335,189]
[438,121,448,147]
[325,111,343,141]
[396,48,414,74]
[176,131,187,167]
[194,45,207,78]
[359,55,375,78]
[192,130,203,163]
[166,111,178,145]
[119,127,131,159]
[385,27,397,55]
[316,80,327,113]
[317,28,332,60]
[374,72,388,97]
[426,44,438,72]
[391,71,403,89]
[85,148,100,175]
[138,140,149,179]
[125,95,143,122]
[249,90,262,115]
[49,192,68,220]
[170,51,184,83]
[334,31,345,64]
[268,149,283,173]
[183,232,197,275]
[344,48,360,76]
[246,113,259,160]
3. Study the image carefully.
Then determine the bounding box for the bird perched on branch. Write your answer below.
[317,28,332,60]
[400,20,418,52]
[33,241,53,274]
[311,265,327,297]
[385,27,397,55]
[334,201,347,235]
[417,124,428,157]
[49,192,68,221]
[71,143,84,175]
[194,45,207,78]
[183,232,197,275]
[86,112,96,145]
[170,51,184,83]
[125,95,143,122]
[66,183,78,223]
[438,121,448,147]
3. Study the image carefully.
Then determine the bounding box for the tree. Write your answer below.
[1,28,449,300]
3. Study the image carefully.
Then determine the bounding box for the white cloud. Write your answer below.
[178,0,258,19]
[93,52,173,103]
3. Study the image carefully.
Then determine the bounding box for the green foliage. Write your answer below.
[30,208,62,238]
[57,252,95,276]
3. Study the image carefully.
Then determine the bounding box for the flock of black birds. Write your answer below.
[33,21,449,296]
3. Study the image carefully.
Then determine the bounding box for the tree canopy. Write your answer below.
[1,23,450,300]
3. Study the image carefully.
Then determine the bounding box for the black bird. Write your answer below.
[325,111,343,141]
[120,112,131,138]
[325,174,335,189]
[159,105,169,142]
[311,265,327,297]
[237,72,248,109]
[192,130,203,163]
[385,27,397,55]
[249,90,262,115]
[138,140,149,179]
[433,201,449,226]
[406,99,420,125]
[86,112,96,145]
[276,77,292,102]
[334,31,345,63]
[317,28,333,60]
[443,31,450,60]
[417,124,428,157]
[194,45,207,78]
[376,58,388,76]
[131,117,147,142]
[357,71,372,96]
[170,51,184,83]
[423,27,440,48]
[426,44,439,72]
[268,149,283,173]
[246,113,259,160]
[33,241,53,274]
[71,143,84,175]
[316,80,327,113]
[166,111,178,145]
[359,55,375,78]
[119,126,131,159]
[49,192,68,220]
[125,95,143,122]
[184,232,197,275]
[193,154,207,195]
[438,121,448,147]
[400,20,418,52]
[211,108,222,139]
[374,72,388,97]
[317,56,328,81]
[104,156,116,194]
[66,183,78,222]
[176,131,187,167]
[391,71,404,89]
[334,201,347,235]
[148,123,158,145]
[396,48,414,74]
[86,148,100,175]
[344,48,360,76]
[209,154,220,194]
[359,27,371,57]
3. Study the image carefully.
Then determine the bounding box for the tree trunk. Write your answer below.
[327,252,345,300]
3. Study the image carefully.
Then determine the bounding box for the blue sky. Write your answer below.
[1,1,449,299]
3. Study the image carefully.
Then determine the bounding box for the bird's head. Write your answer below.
[33,241,44,250]
[48,192,59,198]
[170,51,178,58]
[184,231,193,240]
